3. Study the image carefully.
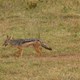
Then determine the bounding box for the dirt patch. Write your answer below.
[28,53,80,62]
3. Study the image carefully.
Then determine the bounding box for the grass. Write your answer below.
[0,56,80,80]
[0,0,80,80]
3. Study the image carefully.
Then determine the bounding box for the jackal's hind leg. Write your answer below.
[33,45,42,56]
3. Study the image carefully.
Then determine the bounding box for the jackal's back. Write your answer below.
[9,38,40,46]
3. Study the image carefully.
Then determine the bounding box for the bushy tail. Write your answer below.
[41,42,52,50]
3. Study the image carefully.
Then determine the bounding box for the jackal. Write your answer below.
[3,35,52,57]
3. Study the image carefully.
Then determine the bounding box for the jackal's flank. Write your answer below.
[3,35,52,57]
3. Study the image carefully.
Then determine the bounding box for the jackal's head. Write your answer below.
[3,35,12,47]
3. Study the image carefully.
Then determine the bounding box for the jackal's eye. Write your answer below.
[3,40,8,46]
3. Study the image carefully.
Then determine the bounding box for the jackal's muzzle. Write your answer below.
[2,42,8,47]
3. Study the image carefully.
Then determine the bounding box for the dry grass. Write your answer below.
[0,55,80,80]
[0,0,80,80]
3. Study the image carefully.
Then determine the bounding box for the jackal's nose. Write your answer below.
[2,43,5,46]
[2,43,7,47]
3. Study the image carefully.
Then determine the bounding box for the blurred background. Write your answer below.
[0,0,80,55]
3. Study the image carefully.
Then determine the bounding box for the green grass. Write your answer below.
[0,0,80,80]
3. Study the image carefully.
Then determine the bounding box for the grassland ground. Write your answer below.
[0,52,80,80]
[0,0,80,80]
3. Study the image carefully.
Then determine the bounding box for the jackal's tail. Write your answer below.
[41,42,52,50]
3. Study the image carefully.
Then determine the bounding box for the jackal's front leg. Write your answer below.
[16,47,23,57]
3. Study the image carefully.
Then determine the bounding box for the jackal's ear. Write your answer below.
[7,35,9,38]
[7,35,14,39]
[10,36,13,39]
[7,35,11,39]
[10,35,14,40]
